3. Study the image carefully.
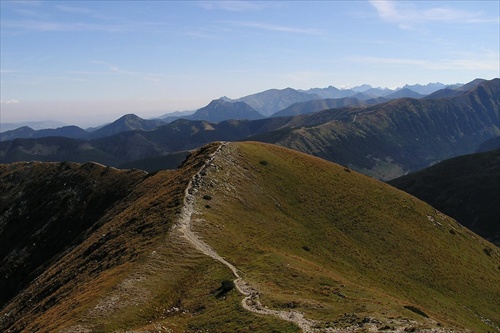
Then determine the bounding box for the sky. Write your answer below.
[1,0,499,127]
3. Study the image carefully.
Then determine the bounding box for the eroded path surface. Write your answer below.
[172,142,470,333]
[174,142,319,333]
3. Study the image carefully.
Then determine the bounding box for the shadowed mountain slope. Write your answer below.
[388,149,500,246]
[187,99,264,122]
[0,141,499,332]
[0,118,293,166]
[0,162,148,308]
[251,78,499,180]
[89,114,165,139]
[271,97,377,117]
[0,127,36,142]
[476,136,500,152]
[385,88,424,99]
[0,136,126,166]
[237,87,319,116]
[118,150,191,172]
[0,143,298,333]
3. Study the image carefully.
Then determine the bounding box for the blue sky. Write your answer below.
[1,0,499,127]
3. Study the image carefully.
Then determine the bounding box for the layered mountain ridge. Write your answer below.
[2,78,496,181]
[0,79,478,137]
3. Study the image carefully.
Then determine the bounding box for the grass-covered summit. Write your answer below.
[191,142,499,332]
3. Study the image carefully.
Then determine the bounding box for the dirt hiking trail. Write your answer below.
[172,142,467,333]
[174,142,319,333]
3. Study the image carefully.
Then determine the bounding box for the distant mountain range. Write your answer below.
[1,78,498,181]
[1,80,471,135]
[0,114,166,142]
[301,82,457,99]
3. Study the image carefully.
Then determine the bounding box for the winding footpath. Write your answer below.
[174,142,318,333]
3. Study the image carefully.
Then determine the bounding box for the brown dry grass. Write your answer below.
[2,141,499,332]
[190,141,500,332]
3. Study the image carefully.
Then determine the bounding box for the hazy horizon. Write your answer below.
[1,78,489,129]
[1,1,499,127]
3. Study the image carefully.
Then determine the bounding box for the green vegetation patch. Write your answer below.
[191,141,500,332]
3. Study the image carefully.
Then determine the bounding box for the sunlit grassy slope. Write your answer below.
[1,141,498,332]
[191,141,500,332]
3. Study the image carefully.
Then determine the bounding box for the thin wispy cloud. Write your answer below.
[54,4,124,22]
[369,0,498,28]
[184,30,220,40]
[55,4,93,15]
[1,1,497,125]
[199,1,265,12]
[12,8,42,18]
[2,20,127,32]
[0,99,21,105]
[225,21,324,36]
[7,0,42,6]
[353,56,427,66]
[352,55,499,71]
[2,19,167,34]
[88,61,166,82]
[2,0,44,18]
[2,0,43,8]
[284,70,331,87]
[66,70,111,75]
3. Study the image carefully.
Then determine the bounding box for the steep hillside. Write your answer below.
[424,80,485,99]
[238,87,319,116]
[476,136,500,152]
[186,142,499,332]
[303,86,357,99]
[118,150,191,173]
[0,162,147,308]
[388,149,500,246]
[385,88,424,99]
[1,142,499,332]
[0,143,297,333]
[0,137,126,166]
[0,127,36,141]
[89,114,165,139]
[271,97,373,117]
[187,99,264,122]
[252,78,499,180]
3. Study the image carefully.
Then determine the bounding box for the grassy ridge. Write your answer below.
[2,141,499,332]
[192,141,500,331]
